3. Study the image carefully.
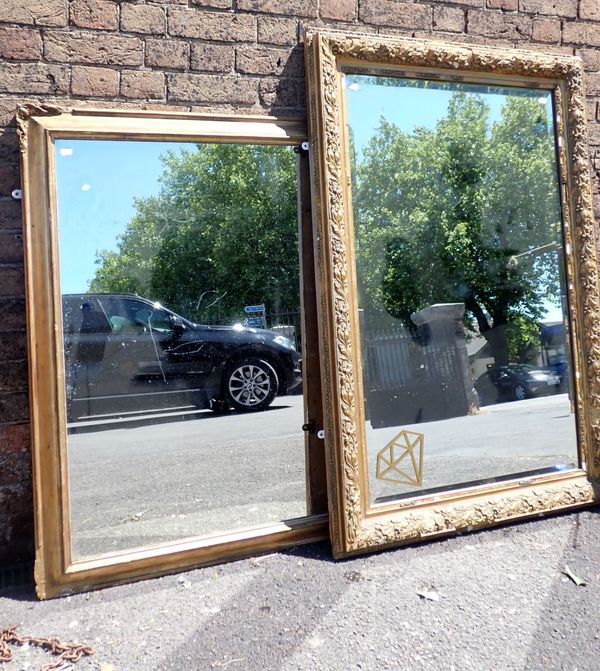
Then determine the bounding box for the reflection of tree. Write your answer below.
[354,91,561,365]
[90,144,299,322]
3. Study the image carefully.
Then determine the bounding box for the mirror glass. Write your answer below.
[54,139,307,558]
[344,74,577,506]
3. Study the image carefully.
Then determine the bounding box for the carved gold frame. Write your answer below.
[305,30,600,557]
[18,106,328,598]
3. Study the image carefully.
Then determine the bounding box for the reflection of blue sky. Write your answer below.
[344,74,553,156]
[344,75,561,322]
[55,139,186,293]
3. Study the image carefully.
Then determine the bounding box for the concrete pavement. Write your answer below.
[2,506,600,670]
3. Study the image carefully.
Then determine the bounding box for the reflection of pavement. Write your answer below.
[368,394,577,504]
[67,395,307,559]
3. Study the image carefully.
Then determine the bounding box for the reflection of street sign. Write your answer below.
[244,304,265,314]
[245,316,265,328]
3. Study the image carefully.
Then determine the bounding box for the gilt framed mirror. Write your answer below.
[305,31,600,557]
[18,107,327,598]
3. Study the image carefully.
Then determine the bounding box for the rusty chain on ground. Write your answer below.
[0,626,94,670]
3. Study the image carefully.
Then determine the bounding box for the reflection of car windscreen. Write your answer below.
[80,303,111,334]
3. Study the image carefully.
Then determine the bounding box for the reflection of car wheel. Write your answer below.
[223,357,278,412]
[513,383,527,401]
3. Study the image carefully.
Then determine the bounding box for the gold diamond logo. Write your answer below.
[376,430,424,486]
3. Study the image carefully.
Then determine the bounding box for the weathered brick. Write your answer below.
[588,121,600,145]
[519,0,577,18]
[0,331,27,362]
[0,507,34,564]
[0,392,29,424]
[429,0,483,7]
[0,424,30,466]
[467,9,532,40]
[433,6,465,32]
[0,199,21,231]
[0,63,68,96]
[44,32,143,66]
[580,0,600,22]
[257,17,298,46]
[320,0,356,22]
[169,9,256,41]
[0,101,21,128]
[70,0,118,31]
[0,299,26,332]
[487,0,517,8]
[146,38,190,69]
[0,266,24,299]
[586,75,600,96]
[191,44,233,73]
[521,42,576,55]
[0,451,31,489]
[168,73,257,105]
[236,46,304,77]
[237,0,317,17]
[121,71,165,99]
[72,65,119,97]
[0,232,23,264]
[0,27,43,61]
[0,0,67,28]
[0,362,28,395]
[259,77,299,108]
[563,22,600,47]
[0,130,19,164]
[189,0,232,8]
[0,163,20,197]
[532,17,560,42]
[121,3,166,35]
[580,49,600,72]
[0,391,29,422]
[361,0,432,29]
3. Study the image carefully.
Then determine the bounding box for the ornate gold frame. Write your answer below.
[18,106,328,598]
[305,30,600,557]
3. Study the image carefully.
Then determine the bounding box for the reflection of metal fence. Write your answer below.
[363,325,468,427]
[266,310,302,350]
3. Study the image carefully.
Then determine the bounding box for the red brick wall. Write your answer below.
[0,0,599,565]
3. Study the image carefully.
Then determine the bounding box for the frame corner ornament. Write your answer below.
[16,104,63,153]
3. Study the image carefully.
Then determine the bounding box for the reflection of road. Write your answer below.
[69,393,577,559]
[68,395,307,559]
[368,394,577,503]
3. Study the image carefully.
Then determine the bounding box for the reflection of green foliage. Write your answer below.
[506,314,541,362]
[90,144,299,321]
[354,90,561,365]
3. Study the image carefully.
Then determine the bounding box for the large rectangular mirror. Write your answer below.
[306,32,600,556]
[19,109,327,597]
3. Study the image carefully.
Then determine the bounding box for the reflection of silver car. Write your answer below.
[62,294,301,421]
[475,364,561,404]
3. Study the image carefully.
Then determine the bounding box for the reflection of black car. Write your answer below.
[474,364,561,405]
[63,294,301,421]
[547,355,569,388]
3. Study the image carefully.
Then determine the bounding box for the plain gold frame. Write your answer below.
[17,106,328,599]
[305,30,600,558]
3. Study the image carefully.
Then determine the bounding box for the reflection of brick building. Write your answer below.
[2,0,600,573]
